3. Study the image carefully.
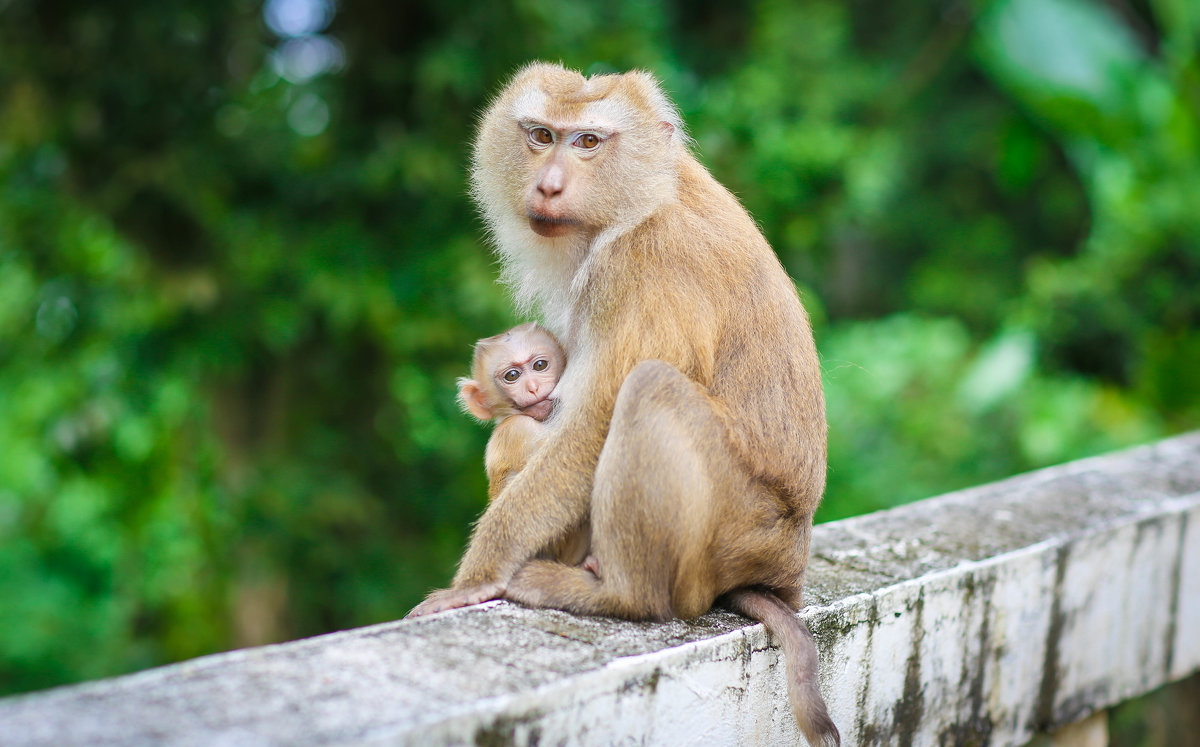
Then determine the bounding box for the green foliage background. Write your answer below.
[1,0,1197,710]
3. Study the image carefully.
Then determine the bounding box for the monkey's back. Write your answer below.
[661,156,827,508]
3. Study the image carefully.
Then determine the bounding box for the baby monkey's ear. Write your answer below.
[458,379,494,421]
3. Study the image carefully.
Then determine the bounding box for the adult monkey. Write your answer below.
[409,63,837,745]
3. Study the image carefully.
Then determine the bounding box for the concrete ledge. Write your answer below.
[2,433,1198,745]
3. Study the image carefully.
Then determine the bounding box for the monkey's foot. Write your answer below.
[405,582,505,618]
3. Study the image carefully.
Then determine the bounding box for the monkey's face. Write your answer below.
[472,63,685,251]
[519,121,613,239]
[490,330,564,420]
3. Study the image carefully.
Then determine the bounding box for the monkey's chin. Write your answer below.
[528,216,576,238]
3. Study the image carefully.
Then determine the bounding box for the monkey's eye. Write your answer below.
[502,368,521,383]
[532,359,549,372]
[574,133,601,149]
[529,127,554,146]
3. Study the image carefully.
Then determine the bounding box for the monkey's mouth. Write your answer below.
[528,213,577,238]
[520,397,555,422]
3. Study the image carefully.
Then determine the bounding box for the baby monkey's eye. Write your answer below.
[502,368,521,383]
[574,133,601,149]
[529,127,554,145]
[532,359,549,372]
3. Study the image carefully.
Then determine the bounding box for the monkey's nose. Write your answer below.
[537,166,565,198]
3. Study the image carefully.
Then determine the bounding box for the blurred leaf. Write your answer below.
[976,0,1152,143]
[957,328,1035,413]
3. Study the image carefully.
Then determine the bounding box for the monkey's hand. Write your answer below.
[404,582,505,618]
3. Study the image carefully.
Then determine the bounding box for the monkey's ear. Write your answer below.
[659,121,675,140]
[459,380,494,420]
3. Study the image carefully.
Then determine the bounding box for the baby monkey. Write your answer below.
[459,322,564,498]
[459,323,592,569]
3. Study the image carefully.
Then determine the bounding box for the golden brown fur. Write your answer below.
[412,63,837,745]
[480,413,541,502]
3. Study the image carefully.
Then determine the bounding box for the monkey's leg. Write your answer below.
[507,360,782,620]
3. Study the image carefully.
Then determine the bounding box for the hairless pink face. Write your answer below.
[492,336,563,421]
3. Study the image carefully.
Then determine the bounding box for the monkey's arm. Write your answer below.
[455,373,615,585]
[405,387,612,617]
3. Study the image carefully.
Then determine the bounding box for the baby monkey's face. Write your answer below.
[493,338,562,420]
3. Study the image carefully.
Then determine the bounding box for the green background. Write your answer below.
[1,0,1197,734]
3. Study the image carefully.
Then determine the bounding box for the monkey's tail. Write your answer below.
[723,588,841,747]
